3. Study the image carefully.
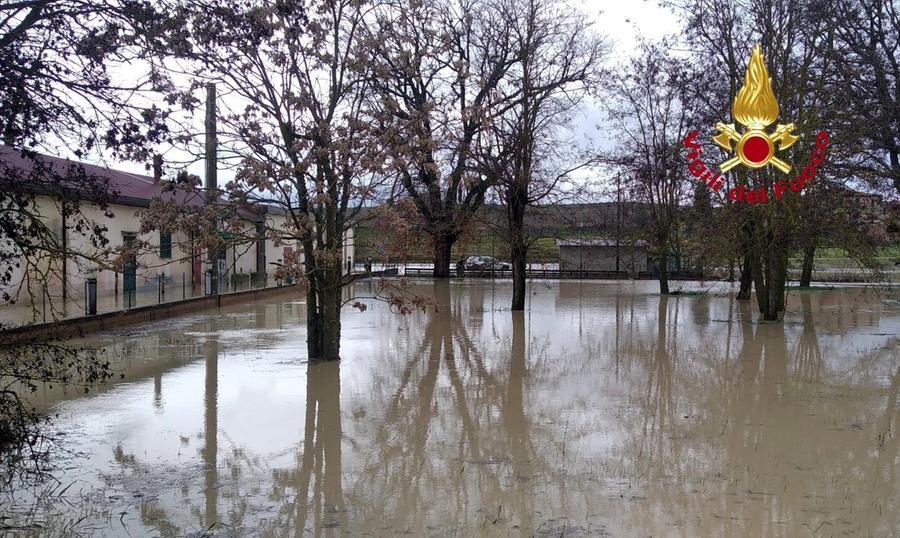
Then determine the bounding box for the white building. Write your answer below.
[0,146,354,311]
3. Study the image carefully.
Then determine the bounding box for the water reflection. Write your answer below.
[795,293,824,382]
[5,281,900,536]
[340,280,548,531]
[203,327,218,530]
[285,360,345,534]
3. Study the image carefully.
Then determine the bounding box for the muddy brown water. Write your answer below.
[3,280,899,536]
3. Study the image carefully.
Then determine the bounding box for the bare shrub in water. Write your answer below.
[0,338,116,489]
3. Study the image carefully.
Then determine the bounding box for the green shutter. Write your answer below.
[160,232,172,258]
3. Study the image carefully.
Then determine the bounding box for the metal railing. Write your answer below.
[402,266,706,280]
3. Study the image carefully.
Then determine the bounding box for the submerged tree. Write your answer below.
[151,0,430,361]
[478,0,603,310]
[666,0,758,299]
[607,41,697,295]
[365,0,518,278]
[670,0,880,319]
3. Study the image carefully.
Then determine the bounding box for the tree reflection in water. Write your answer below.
[279,360,345,535]
[202,328,218,530]
[8,281,900,536]
[272,284,900,536]
[617,292,900,536]
[329,280,561,532]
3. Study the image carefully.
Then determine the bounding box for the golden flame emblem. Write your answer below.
[713,44,799,173]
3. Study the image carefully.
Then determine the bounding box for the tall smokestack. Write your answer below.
[205,83,219,297]
[205,83,217,201]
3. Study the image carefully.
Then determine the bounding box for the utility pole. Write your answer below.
[61,200,68,305]
[205,83,219,301]
[578,221,583,274]
[616,173,621,273]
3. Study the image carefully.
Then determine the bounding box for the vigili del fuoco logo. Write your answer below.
[682,44,829,204]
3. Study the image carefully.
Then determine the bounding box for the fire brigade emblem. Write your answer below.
[713,44,798,174]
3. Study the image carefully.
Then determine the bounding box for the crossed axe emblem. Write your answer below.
[712,123,799,174]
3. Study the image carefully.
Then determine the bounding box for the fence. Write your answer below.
[401,266,706,280]
[3,270,282,327]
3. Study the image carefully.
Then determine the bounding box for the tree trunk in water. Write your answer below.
[752,251,768,316]
[763,244,778,321]
[737,255,753,300]
[432,231,455,278]
[510,241,527,310]
[770,243,788,318]
[658,253,669,294]
[320,286,341,361]
[737,219,753,300]
[306,281,322,360]
[508,192,527,311]
[799,244,815,288]
[306,266,343,362]
[751,239,789,321]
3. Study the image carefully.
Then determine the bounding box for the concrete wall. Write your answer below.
[1,284,304,342]
[559,245,647,273]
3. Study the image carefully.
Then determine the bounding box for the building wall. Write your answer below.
[559,245,647,273]
[262,213,356,277]
[343,226,355,273]
[263,213,299,274]
[3,196,356,306]
[4,195,196,301]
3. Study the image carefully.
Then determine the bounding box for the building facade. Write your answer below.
[556,238,648,273]
[0,146,354,310]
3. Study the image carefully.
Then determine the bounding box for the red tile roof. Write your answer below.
[0,144,163,204]
[2,145,299,222]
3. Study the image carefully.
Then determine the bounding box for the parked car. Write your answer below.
[464,255,511,271]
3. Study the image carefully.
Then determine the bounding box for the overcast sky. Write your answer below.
[78,1,684,185]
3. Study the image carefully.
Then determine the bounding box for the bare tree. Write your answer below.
[365,0,518,277]
[670,0,877,319]
[730,1,844,318]
[475,0,603,310]
[151,0,429,361]
[607,40,697,294]
[830,0,900,197]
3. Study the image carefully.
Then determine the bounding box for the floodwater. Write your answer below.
[4,279,900,536]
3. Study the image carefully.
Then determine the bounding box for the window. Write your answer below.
[160,232,172,259]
